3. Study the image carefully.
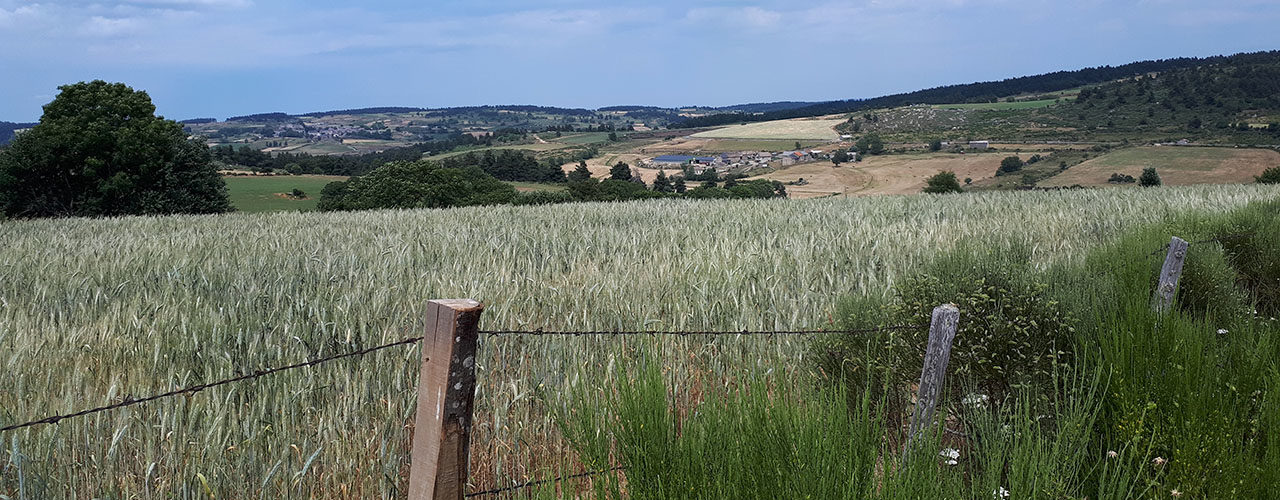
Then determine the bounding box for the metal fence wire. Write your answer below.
[0,324,920,433]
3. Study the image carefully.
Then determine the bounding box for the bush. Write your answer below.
[1138,167,1161,187]
[824,246,1074,415]
[1257,166,1280,184]
[922,171,962,194]
[996,156,1024,176]
[1108,173,1136,183]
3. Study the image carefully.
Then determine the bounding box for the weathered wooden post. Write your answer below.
[906,303,960,448]
[1153,236,1189,314]
[409,299,484,500]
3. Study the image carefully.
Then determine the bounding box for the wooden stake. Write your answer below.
[1153,236,1189,314]
[409,299,484,500]
[907,304,960,447]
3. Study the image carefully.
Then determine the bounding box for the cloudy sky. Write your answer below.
[1,0,1277,121]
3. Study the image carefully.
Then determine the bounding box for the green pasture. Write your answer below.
[223,175,347,212]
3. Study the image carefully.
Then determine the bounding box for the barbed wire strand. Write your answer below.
[0,335,426,433]
[1145,232,1257,258]
[480,324,925,336]
[466,465,626,498]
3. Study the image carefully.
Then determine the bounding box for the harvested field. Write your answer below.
[1039,146,1280,187]
[692,117,844,140]
[748,153,1041,198]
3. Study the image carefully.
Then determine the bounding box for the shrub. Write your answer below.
[824,246,1074,414]
[1108,173,1136,183]
[996,156,1024,176]
[1257,166,1280,184]
[922,171,962,194]
[1139,167,1161,187]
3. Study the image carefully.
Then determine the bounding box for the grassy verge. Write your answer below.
[551,198,1280,498]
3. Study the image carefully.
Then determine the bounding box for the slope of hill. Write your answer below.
[675,51,1280,128]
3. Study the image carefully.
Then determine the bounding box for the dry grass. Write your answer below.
[691,117,845,140]
[1040,146,1280,187]
[749,153,1042,197]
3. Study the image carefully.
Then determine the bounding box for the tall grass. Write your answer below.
[0,185,1276,497]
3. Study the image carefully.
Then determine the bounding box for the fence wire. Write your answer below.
[2,323,922,433]
[1145,231,1257,258]
[466,466,626,498]
[0,335,426,433]
[480,324,924,336]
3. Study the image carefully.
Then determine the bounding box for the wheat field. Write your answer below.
[1,185,1277,498]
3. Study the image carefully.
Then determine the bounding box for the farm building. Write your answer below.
[652,155,697,166]
[969,140,990,149]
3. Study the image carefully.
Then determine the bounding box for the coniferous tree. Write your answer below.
[569,160,592,182]
[1139,167,1162,187]
[652,170,673,192]
[609,161,631,180]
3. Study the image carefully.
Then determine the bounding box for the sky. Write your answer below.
[1,0,1278,122]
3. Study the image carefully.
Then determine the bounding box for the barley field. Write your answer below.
[1,185,1277,498]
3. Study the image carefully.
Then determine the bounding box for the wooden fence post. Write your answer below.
[1153,236,1189,314]
[907,303,960,447]
[409,299,484,500]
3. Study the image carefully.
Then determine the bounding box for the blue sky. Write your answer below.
[1,0,1277,121]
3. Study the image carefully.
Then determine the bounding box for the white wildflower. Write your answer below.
[1107,450,1118,459]
[992,486,1010,499]
[1217,328,1228,335]
[1153,456,1167,467]
[1171,489,1183,497]
[940,447,960,465]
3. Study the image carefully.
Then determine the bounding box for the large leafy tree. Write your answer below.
[0,81,231,217]
[317,159,516,211]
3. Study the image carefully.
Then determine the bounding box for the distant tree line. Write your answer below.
[673,51,1280,128]
[0,121,37,146]
[317,159,785,211]
[211,134,493,176]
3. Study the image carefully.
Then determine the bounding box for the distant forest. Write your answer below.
[674,51,1280,128]
[0,122,37,146]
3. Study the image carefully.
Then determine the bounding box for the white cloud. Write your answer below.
[0,3,42,27]
[81,15,143,36]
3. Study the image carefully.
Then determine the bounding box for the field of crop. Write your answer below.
[691,117,844,140]
[1040,146,1280,187]
[223,175,348,212]
[2,185,1277,497]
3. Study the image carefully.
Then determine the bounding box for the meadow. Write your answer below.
[223,175,348,212]
[1,185,1278,498]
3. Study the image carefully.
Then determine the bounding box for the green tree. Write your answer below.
[929,139,943,152]
[854,133,885,155]
[609,161,631,180]
[569,160,592,182]
[608,131,619,142]
[831,150,851,166]
[673,176,687,193]
[1256,166,1280,184]
[922,171,963,194]
[317,160,515,211]
[794,141,802,150]
[996,156,1024,176]
[1139,167,1162,187]
[652,170,673,192]
[0,80,231,217]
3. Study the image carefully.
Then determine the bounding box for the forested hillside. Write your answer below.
[676,51,1280,128]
